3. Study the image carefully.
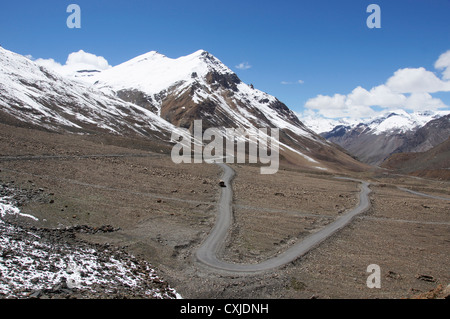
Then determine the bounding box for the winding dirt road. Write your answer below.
[7,154,445,273]
[397,187,450,201]
[195,164,372,273]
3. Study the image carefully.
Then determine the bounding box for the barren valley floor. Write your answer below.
[0,124,449,299]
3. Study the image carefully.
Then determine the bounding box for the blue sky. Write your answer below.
[1,0,450,118]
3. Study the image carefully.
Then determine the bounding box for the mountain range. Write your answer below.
[2,46,448,177]
[0,47,367,173]
[307,110,450,166]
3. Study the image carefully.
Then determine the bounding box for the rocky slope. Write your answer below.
[0,184,181,299]
[392,113,450,154]
[0,47,184,141]
[382,137,450,180]
[86,49,367,171]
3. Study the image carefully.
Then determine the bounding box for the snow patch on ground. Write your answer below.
[0,198,38,221]
[0,196,181,299]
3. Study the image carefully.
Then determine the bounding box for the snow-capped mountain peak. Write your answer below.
[297,114,359,135]
[301,109,450,136]
[367,109,449,135]
[88,49,234,95]
[84,49,335,164]
[85,49,317,138]
[311,108,450,165]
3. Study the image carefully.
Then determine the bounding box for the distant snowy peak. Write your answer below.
[299,115,358,134]
[367,109,449,135]
[303,109,450,136]
[316,108,450,165]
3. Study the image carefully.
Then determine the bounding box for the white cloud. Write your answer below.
[35,50,111,77]
[281,80,304,85]
[435,50,450,80]
[346,85,407,109]
[386,67,450,93]
[404,92,448,110]
[305,93,377,119]
[304,50,450,119]
[235,62,251,70]
[66,50,110,71]
[35,58,66,74]
[305,94,346,110]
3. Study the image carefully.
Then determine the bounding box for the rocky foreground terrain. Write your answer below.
[0,183,181,299]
